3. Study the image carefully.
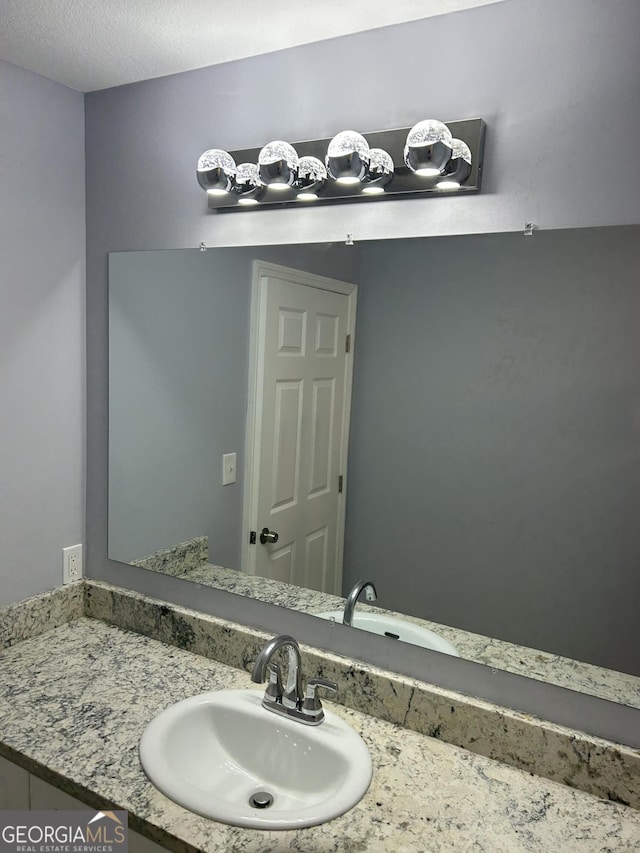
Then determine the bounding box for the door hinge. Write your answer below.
[345,334,351,353]
[338,475,344,493]
[249,530,257,544]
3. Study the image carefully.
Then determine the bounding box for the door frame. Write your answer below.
[241,259,358,594]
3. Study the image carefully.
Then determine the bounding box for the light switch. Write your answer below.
[222,452,237,485]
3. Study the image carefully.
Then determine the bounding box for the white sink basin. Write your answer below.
[139,689,372,829]
[316,611,460,656]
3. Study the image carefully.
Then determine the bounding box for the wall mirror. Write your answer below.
[109,225,640,710]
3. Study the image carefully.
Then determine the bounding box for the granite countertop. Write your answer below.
[1,616,640,852]
[135,537,640,709]
[179,562,640,709]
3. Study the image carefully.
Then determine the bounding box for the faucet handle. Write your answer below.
[301,677,338,723]
[265,663,283,703]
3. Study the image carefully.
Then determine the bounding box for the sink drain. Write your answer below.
[249,791,274,810]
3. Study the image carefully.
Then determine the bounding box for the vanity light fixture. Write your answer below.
[197,117,485,210]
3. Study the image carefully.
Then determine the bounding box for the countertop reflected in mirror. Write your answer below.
[133,536,640,710]
[108,226,640,710]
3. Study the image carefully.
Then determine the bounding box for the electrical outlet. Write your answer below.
[62,544,83,584]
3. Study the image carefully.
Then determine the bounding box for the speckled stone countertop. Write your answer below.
[169,561,640,710]
[136,537,640,709]
[6,581,640,811]
[1,617,640,852]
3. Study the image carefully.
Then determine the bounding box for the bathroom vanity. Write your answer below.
[1,582,639,851]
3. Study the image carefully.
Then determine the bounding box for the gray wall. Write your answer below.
[85,0,640,712]
[108,244,361,567]
[0,60,85,606]
[108,249,248,566]
[346,226,640,675]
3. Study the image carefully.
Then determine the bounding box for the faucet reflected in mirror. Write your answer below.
[108,225,640,711]
[343,581,378,627]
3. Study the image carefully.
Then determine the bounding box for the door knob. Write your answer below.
[260,527,279,544]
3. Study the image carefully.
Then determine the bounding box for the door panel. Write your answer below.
[278,308,306,355]
[304,526,329,590]
[271,380,303,511]
[309,379,335,497]
[315,313,339,356]
[269,540,296,584]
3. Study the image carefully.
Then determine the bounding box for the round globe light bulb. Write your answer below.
[404,120,453,176]
[450,139,472,164]
[326,130,370,183]
[327,131,370,159]
[438,138,472,186]
[197,149,236,172]
[364,147,394,192]
[406,120,453,149]
[232,162,266,204]
[196,149,236,193]
[258,141,299,188]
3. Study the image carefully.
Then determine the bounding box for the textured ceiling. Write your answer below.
[0,0,504,92]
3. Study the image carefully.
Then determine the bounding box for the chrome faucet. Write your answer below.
[343,580,377,627]
[251,634,337,725]
[251,634,303,710]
